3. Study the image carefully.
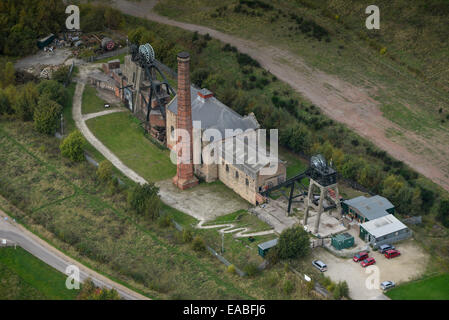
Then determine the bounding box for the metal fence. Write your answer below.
[402,216,422,225]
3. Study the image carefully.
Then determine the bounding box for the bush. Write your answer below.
[333,281,349,299]
[127,183,160,216]
[265,247,280,265]
[60,130,86,162]
[107,177,119,195]
[52,65,70,84]
[97,160,114,183]
[192,236,206,252]
[182,228,193,243]
[282,278,295,295]
[33,95,62,134]
[243,262,260,277]
[437,200,449,227]
[157,215,172,228]
[277,226,310,260]
[227,264,236,274]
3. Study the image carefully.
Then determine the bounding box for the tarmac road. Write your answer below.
[0,210,149,300]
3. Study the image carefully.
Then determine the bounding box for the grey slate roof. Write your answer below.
[219,130,282,179]
[167,86,259,137]
[361,214,408,238]
[258,238,278,251]
[343,195,394,220]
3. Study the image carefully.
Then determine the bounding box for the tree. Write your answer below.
[96,160,114,183]
[37,80,67,106]
[60,130,86,162]
[437,200,449,227]
[51,65,70,84]
[13,82,39,121]
[77,278,121,300]
[33,95,62,134]
[192,235,206,251]
[1,62,15,88]
[277,226,310,260]
[127,183,160,219]
[0,88,13,116]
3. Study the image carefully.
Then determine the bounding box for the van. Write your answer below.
[312,260,327,272]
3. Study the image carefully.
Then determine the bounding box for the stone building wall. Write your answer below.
[218,160,258,205]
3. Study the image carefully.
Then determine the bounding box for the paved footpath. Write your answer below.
[72,69,147,185]
[0,210,149,300]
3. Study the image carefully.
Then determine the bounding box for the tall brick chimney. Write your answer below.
[172,52,198,190]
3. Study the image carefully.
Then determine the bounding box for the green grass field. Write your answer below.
[82,85,109,115]
[386,274,449,300]
[0,247,78,300]
[86,112,176,182]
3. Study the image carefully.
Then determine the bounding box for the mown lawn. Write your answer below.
[86,112,176,182]
[0,247,78,300]
[82,85,109,115]
[386,274,449,300]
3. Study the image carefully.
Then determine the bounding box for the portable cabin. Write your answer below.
[257,238,278,258]
[331,232,354,250]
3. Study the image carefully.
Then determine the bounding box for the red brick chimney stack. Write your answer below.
[173,52,198,190]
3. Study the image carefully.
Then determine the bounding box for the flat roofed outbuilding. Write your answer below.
[360,214,412,248]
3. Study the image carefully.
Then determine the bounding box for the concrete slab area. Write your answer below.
[251,199,300,234]
[304,210,347,238]
[15,48,72,70]
[156,179,250,221]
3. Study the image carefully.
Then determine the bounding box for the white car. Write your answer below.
[312,260,327,272]
[380,281,395,291]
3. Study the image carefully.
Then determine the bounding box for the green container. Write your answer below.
[331,233,354,250]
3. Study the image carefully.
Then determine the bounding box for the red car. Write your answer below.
[361,257,376,267]
[385,249,401,259]
[353,252,369,262]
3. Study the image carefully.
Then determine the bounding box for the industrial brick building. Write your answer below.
[91,46,286,204]
[168,52,286,203]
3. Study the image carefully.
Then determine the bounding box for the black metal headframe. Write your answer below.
[130,43,176,125]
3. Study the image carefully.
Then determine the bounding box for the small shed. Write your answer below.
[331,232,354,250]
[37,34,55,49]
[257,238,278,258]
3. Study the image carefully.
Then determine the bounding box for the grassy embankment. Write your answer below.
[0,247,79,300]
[0,119,324,300]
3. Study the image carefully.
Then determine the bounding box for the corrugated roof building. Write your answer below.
[342,195,395,223]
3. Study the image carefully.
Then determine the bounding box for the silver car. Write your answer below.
[380,281,395,291]
[312,260,327,272]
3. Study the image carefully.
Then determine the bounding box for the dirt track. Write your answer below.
[108,0,449,192]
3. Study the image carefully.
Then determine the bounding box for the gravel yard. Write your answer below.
[312,239,429,300]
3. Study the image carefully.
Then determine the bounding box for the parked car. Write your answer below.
[312,260,327,272]
[353,251,369,262]
[380,281,396,291]
[361,257,376,267]
[385,249,401,259]
[379,244,396,254]
[104,103,110,108]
